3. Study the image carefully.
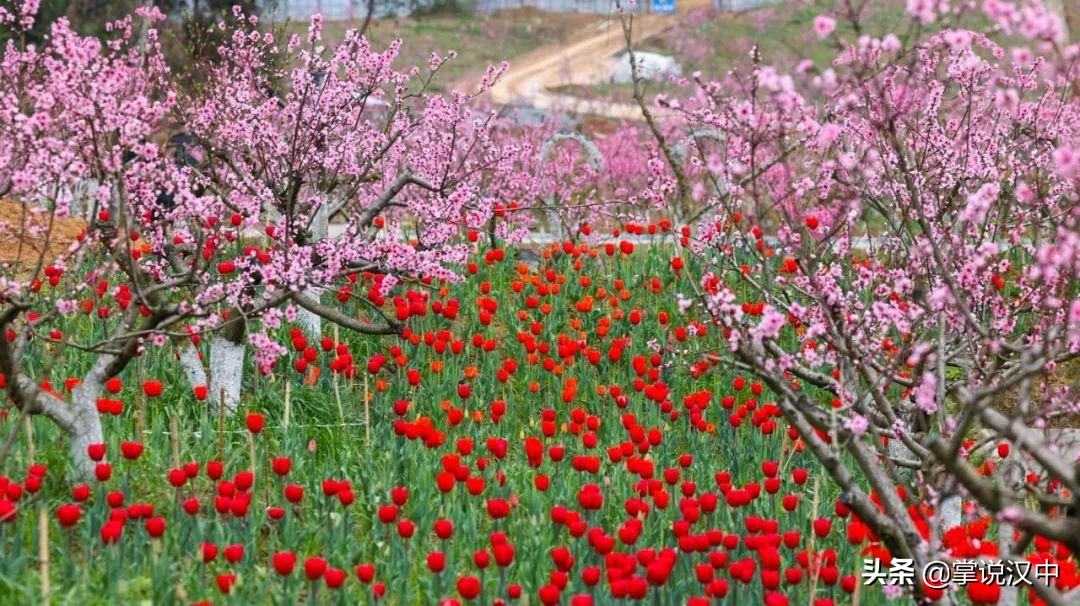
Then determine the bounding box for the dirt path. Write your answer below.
[463,1,711,119]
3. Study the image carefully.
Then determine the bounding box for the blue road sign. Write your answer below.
[651,0,676,13]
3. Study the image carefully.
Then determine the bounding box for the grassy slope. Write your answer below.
[285,8,596,93]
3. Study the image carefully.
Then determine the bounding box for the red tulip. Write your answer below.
[72,485,90,502]
[193,385,208,401]
[100,521,123,544]
[105,377,122,393]
[325,568,346,589]
[216,573,236,594]
[273,551,296,576]
[457,576,481,600]
[434,518,453,539]
[120,441,144,460]
[272,457,292,476]
[486,498,511,519]
[224,544,244,563]
[304,556,327,580]
[338,489,355,507]
[390,486,409,505]
[284,484,304,503]
[95,463,112,482]
[0,499,14,523]
[356,563,375,584]
[167,469,187,488]
[245,413,265,434]
[377,504,398,524]
[144,517,165,538]
[427,551,446,572]
[142,380,163,398]
[206,460,224,480]
[202,543,219,562]
[792,468,809,485]
[87,443,106,461]
[56,504,81,527]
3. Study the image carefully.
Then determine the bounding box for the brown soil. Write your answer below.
[991,358,1080,429]
[0,199,87,271]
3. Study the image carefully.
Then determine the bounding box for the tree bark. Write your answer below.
[208,317,246,414]
[295,204,329,338]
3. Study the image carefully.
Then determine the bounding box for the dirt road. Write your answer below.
[468,1,711,119]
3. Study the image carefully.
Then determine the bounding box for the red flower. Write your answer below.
[144,517,166,538]
[355,563,375,583]
[245,413,265,434]
[105,377,122,394]
[224,544,244,563]
[338,489,355,507]
[95,463,112,482]
[56,504,81,527]
[486,498,511,519]
[427,551,446,572]
[967,577,1002,604]
[120,441,143,460]
[813,518,832,538]
[434,518,453,540]
[216,573,236,594]
[284,484,304,503]
[207,461,224,480]
[457,576,481,600]
[272,457,292,476]
[87,443,106,461]
[193,385,208,401]
[273,551,296,576]
[100,521,123,544]
[0,499,14,523]
[377,504,398,524]
[304,557,327,580]
[367,354,386,375]
[167,469,187,488]
[325,568,346,589]
[202,543,218,563]
[72,485,90,502]
[142,380,163,398]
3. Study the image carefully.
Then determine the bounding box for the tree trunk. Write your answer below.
[296,287,323,338]
[295,205,329,338]
[65,395,105,480]
[178,339,208,389]
[208,318,246,414]
[22,367,110,480]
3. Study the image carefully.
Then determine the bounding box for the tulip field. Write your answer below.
[4,0,1080,604]
[0,231,1052,605]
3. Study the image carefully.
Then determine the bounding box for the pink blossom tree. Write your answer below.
[659,2,1080,602]
[0,5,512,476]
